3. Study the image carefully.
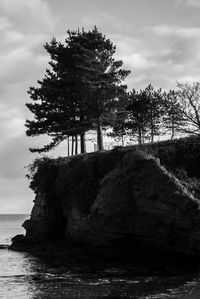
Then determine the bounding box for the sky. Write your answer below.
[1,0,200,213]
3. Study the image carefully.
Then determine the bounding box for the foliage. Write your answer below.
[162,89,184,139]
[172,168,200,200]
[27,156,70,193]
[108,97,129,145]
[25,26,130,153]
[126,85,165,143]
[126,88,149,144]
[26,36,86,153]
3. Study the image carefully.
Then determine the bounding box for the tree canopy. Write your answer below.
[25,27,130,153]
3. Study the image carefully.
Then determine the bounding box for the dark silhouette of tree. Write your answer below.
[144,84,165,142]
[75,27,130,150]
[163,89,183,139]
[26,36,90,154]
[109,109,128,146]
[126,85,165,144]
[176,82,200,135]
[126,89,149,144]
[26,27,130,153]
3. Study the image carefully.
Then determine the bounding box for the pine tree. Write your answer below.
[163,89,183,139]
[109,107,128,146]
[26,37,90,154]
[25,27,130,153]
[144,84,165,142]
[74,27,130,150]
[126,85,165,143]
[126,89,149,144]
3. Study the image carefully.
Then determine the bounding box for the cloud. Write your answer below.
[0,106,25,142]
[82,11,115,28]
[150,25,200,68]
[80,9,134,32]
[0,135,32,180]
[0,177,33,213]
[152,24,200,38]
[176,0,200,7]
[0,1,58,213]
[0,0,57,32]
[0,16,11,31]
[107,24,200,90]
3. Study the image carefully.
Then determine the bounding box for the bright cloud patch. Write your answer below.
[176,0,200,7]
[0,0,56,32]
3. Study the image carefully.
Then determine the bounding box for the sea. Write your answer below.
[1,215,200,299]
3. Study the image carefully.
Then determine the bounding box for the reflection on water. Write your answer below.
[1,247,200,298]
[1,215,200,298]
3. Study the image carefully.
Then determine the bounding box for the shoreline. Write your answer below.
[10,235,200,276]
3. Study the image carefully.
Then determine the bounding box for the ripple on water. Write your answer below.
[1,248,200,298]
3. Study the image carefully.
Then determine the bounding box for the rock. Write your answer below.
[24,191,67,240]
[66,207,90,243]
[103,268,127,275]
[23,192,49,239]
[12,147,200,265]
[10,234,34,250]
[87,153,200,257]
[0,245,9,249]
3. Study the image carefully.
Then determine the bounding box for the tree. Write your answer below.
[26,37,91,154]
[108,108,128,146]
[176,82,200,135]
[26,27,130,153]
[126,89,149,144]
[75,27,130,150]
[144,84,165,142]
[162,89,183,139]
[126,85,165,144]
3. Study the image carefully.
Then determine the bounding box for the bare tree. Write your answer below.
[177,82,200,135]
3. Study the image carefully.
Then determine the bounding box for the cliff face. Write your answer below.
[21,136,200,258]
[88,155,200,256]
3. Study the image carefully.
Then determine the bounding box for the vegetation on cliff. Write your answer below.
[27,135,200,218]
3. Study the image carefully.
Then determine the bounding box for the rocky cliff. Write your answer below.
[14,135,200,263]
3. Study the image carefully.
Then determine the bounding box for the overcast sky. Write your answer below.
[1,0,200,213]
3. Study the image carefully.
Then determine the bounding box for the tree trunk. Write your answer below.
[67,136,70,156]
[151,128,154,142]
[142,135,145,144]
[121,135,124,146]
[138,128,142,144]
[150,115,154,142]
[171,117,175,140]
[75,135,78,155]
[80,133,86,154]
[71,136,74,156]
[97,120,104,151]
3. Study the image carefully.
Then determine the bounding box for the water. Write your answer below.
[1,215,200,298]
[0,214,28,245]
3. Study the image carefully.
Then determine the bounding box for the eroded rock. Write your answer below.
[87,153,200,256]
